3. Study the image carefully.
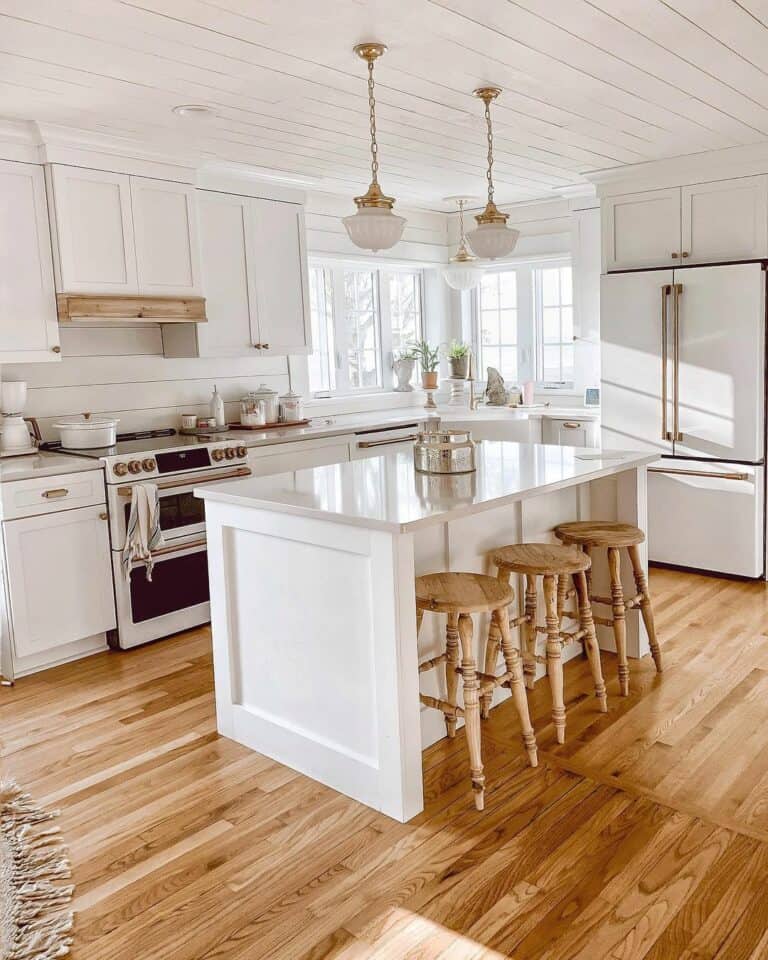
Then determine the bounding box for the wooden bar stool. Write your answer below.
[491,544,608,745]
[416,572,538,810]
[554,521,663,697]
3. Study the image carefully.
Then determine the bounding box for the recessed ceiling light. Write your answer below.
[172,104,214,118]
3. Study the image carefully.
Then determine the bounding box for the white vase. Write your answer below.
[393,358,415,392]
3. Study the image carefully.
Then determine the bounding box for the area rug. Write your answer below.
[0,781,73,959]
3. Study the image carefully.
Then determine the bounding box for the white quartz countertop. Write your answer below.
[224,403,599,449]
[197,440,651,533]
[0,450,104,483]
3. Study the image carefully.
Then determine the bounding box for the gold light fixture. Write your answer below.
[342,42,406,253]
[466,86,519,260]
[443,198,484,291]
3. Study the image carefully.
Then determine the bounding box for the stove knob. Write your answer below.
[211,448,226,462]
[142,458,156,473]
[236,445,247,458]
[113,462,128,477]
[225,447,236,460]
[128,460,142,475]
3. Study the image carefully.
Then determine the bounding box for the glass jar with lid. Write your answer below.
[278,389,303,423]
[249,383,279,423]
[240,394,266,427]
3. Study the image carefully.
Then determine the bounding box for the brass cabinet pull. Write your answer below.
[649,466,749,482]
[672,283,683,442]
[562,422,581,429]
[261,343,270,349]
[661,284,671,441]
[681,251,690,258]
[51,345,62,353]
[99,511,108,520]
[671,252,679,259]
[253,343,262,349]
[41,488,68,499]
[357,434,418,448]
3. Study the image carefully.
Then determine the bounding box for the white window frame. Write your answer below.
[533,260,574,386]
[471,257,573,390]
[307,259,425,397]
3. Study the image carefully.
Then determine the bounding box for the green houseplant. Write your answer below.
[411,340,440,390]
[446,340,470,379]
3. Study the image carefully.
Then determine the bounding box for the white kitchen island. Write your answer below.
[197,441,656,823]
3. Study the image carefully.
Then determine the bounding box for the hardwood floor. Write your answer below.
[3,567,768,958]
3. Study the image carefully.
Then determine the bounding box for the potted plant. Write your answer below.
[392,348,417,392]
[446,340,470,379]
[411,339,440,390]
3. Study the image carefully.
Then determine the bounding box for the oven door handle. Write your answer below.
[138,537,208,559]
[117,466,251,496]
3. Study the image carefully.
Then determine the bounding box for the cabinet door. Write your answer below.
[49,165,137,292]
[251,200,312,355]
[543,417,594,447]
[248,437,351,477]
[0,160,59,363]
[196,191,260,356]
[131,178,201,295]
[682,176,768,265]
[602,188,681,271]
[3,504,116,659]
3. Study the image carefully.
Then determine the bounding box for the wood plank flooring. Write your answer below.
[3,567,768,958]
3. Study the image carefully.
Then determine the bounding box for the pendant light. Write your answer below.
[466,86,519,260]
[342,43,406,253]
[443,197,484,291]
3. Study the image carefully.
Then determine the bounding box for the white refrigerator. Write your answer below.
[601,262,766,578]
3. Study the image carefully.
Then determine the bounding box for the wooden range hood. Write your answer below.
[57,293,207,324]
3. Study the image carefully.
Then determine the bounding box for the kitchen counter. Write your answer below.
[198,440,650,823]
[0,450,104,483]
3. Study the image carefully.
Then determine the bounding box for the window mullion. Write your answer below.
[378,271,393,389]
[332,267,350,394]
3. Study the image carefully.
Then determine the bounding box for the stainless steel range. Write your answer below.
[51,431,250,649]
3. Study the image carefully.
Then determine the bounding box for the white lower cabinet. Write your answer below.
[247,435,353,477]
[542,416,598,447]
[2,503,115,671]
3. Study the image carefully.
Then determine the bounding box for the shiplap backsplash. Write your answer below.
[3,325,290,440]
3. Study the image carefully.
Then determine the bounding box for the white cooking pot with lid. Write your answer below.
[53,413,120,449]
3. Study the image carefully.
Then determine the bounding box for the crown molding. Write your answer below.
[585,140,768,196]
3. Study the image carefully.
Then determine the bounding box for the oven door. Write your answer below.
[110,536,211,649]
[110,466,251,550]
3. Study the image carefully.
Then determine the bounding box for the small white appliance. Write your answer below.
[601,261,766,578]
[0,381,37,456]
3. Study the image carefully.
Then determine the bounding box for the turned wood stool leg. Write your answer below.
[543,574,566,744]
[522,573,538,690]
[627,544,663,674]
[458,613,485,811]
[495,607,538,767]
[481,616,500,720]
[445,612,460,737]
[557,574,568,620]
[573,571,608,713]
[607,546,629,696]
[416,608,424,637]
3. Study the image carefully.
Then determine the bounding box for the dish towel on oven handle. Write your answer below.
[121,483,164,581]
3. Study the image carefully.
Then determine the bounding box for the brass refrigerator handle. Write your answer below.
[673,282,683,442]
[117,466,252,496]
[661,284,670,441]
[649,466,750,482]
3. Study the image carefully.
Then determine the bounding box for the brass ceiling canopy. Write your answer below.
[352,42,395,210]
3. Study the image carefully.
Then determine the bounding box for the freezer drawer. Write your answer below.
[648,460,764,578]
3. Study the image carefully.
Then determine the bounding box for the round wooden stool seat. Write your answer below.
[415,572,513,614]
[492,543,590,577]
[554,521,645,548]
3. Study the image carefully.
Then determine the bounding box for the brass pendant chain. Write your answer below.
[484,98,495,205]
[368,59,379,186]
[458,199,467,244]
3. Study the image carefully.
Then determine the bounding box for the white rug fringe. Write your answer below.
[0,781,74,959]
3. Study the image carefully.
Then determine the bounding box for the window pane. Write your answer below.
[561,344,575,379]
[500,347,518,381]
[308,266,336,393]
[480,274,499,309]
[541,268,560,307]
[481,311,499,346]
[561,306,573,342]
[543,345,561,381]
[499,272,517,308]
[387,271,421,355]
[499,309,517,344]
[543,307,560,343]
[560,267,572,305]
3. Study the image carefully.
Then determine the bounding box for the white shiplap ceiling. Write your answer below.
[3,0,768,209]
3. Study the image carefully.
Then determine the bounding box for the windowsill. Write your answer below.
[304,391,425,417]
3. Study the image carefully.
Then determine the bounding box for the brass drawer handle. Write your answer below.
[41,488,69,499]
[671,252,679,259]
[562,422,581,429]
[99,511,108,520]
[648,466,749,482]
[261,343,270,349]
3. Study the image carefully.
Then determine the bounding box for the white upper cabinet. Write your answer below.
[603,176,768,271]
[682,176,768,265]
[602,188,681,272]
[48,165,200,295]
[131,178,201,295]
[251,199,312,356]
[48,165,138,292]
[0,160,60,363]
[195,191,259,356]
